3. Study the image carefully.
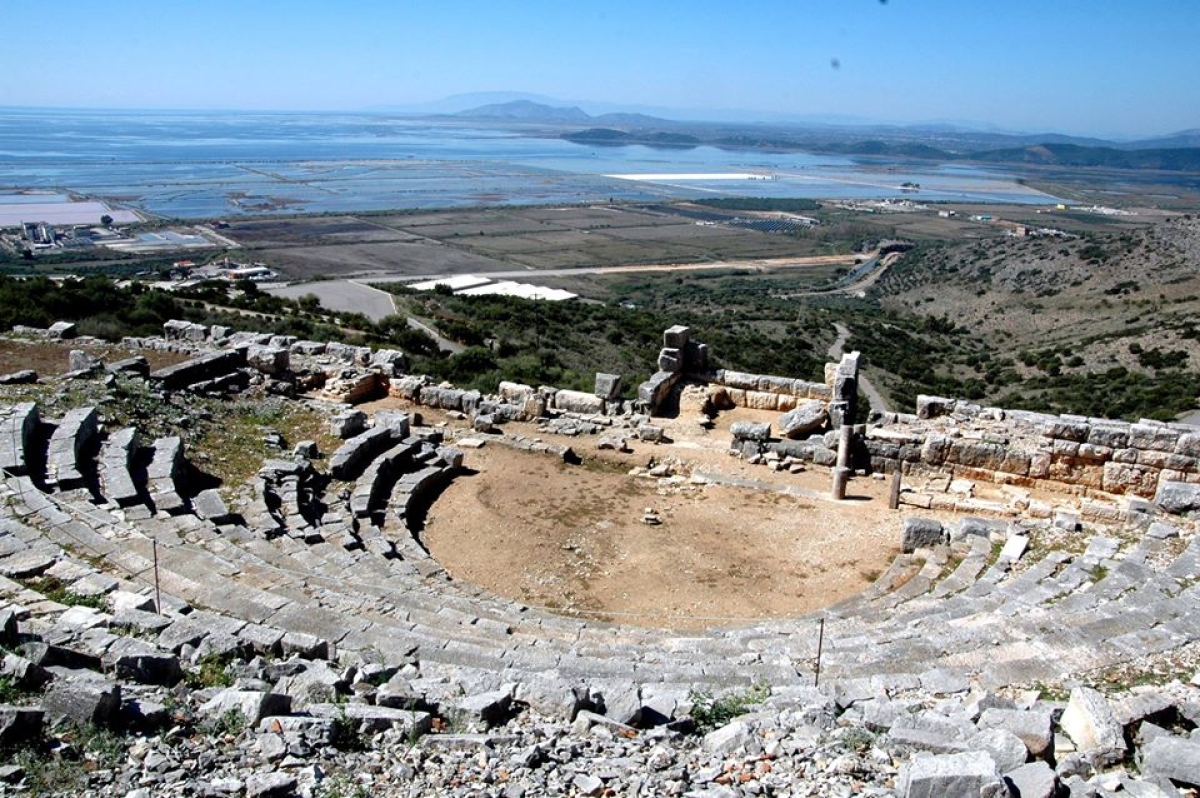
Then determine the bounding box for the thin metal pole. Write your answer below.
[814,617,826,687]
[153,539,162,614]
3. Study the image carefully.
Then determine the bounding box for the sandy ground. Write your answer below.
[364,398,952,631]
[0,339,187,377]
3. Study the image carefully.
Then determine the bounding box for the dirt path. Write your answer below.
[828,323,890,415]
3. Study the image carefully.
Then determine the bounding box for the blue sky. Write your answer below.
[3,0,1197,137]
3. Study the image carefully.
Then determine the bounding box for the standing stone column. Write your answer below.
[831,467,851,500]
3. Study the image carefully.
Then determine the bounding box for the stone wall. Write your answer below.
[865,394,1200,502]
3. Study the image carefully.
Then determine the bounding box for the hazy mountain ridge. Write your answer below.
[442,100,1200,170]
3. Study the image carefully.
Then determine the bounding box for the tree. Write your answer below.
[100,214,113,227]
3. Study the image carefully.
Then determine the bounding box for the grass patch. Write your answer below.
[185,653,234,689]
[15,575,106,611]
[688,682,771,732]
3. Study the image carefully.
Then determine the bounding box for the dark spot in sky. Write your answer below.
[830,58,841,70]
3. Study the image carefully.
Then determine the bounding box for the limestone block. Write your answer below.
[554,389,605,415]
[44,679,122,727]
[779,401,828,439]
[917,395,956,420]
[1059,687,1126,763]
[1004,762,1057,798]
[48,320,77,339]
[902,518,945,553]
[898,751,1006,798]
[1154,480,1200,514]
[1139,735,1200,788]
[498,381,534,402]
[744,390,780,411]
[977,708,1053,760]
[730,421,771,442]
[721,370,758,390]
[662,324,691,350]
[657,348,682,373]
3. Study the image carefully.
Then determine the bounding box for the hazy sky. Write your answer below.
[3,0,1197,137]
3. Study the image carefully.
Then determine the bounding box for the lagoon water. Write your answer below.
[0,108,1057,218]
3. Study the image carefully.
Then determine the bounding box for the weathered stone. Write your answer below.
[68,349,101,373]
[703,720,751,754]
[245,772,297,798]
[245,345,289,375]
[48,320,77,339]
[455,689,513,726]
[730,421,771,442]
[1139,734,1200,788]
[902,518,946,553]
[594,373,622,400]
[1154,481,1200,514]
[1060,687,1126,763]
[192,489,233,523]
[779,400,828,439]
[553,389,605,415]
[0,706,44,747]
[200,690,291,726]
[0,370,37,385]
[1004,761,1058,798]
[917,395,956,420]
[43,678,122,727]
[307,703,431,735]
[978,708,1053,760]
[898,751,1006,798]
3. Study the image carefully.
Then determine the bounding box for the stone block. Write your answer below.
[1060,687,1126,764]
[779,400,828,439]
[43,678,122,727]
[917,395,956,420]
[1154,480,1200,514]
[553,389,605,415]
[978,708,1053,760]
[594,373,622,401]
[902,518,946,553]
[898,751,1006,798]
[1139,734,1200,788]
[657,348,682,373]
[245,345,289,375]
[663,324,691,350]
[730,421,771,442]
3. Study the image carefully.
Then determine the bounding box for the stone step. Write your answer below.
[98,427,144,508]
[45,406,99,490]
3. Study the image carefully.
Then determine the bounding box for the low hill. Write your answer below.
[455,100,590,123]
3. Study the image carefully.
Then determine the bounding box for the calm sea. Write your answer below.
[0,108,1058,218]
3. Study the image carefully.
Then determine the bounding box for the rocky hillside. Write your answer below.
[858,216,1200,419]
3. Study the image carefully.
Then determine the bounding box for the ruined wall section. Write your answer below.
[867,394,1200,505]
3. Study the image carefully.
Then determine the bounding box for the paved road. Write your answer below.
[265,279,463,353]
[829,322,890,415]
[267,280,397,321]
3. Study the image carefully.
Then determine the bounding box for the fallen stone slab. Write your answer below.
[455,689,513,727]
[0,706,44,747]
[779,400,828,439]
[978,707,1053,760]
[1004,761,1057,798]
[703,720,752,754]
[192,488,234,524]
[43,678,122,727]
[898,751,1006,798]
[46,406,98,489]
[307,703,432,736]
[1060,687,1126,764]
[1155,481,1200,515]
[1139,734,1200,788]
[0,370,37,386]
[150,349,244,391]
[200,690,291,726]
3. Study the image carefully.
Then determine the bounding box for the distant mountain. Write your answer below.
[454,100,590,123]
[971,143,1200,171]
[1123,129,1200,150]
